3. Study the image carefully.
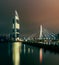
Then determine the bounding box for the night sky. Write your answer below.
[0,0,59,37]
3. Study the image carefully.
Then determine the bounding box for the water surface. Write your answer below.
[0,42,59,65]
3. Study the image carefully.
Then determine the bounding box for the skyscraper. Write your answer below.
[12,10,20,41]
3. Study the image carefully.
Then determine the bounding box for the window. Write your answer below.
[16,29,19,32]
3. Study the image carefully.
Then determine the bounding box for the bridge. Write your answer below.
[25,25,58,46]
[27,25,56,41]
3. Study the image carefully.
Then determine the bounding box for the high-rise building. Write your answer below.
[12,10,20,41]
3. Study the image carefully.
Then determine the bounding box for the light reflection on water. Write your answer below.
[0,42,59,65]
[11,42,59,65]
[39,48,43,64]
[24,44,26,54]
[12,42,22,65]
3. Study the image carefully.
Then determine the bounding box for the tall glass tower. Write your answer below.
[12,10,20,41]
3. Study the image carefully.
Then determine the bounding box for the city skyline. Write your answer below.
[0,0,59,37]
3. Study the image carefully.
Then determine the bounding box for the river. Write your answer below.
[0,42,59,65]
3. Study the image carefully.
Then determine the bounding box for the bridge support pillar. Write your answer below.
[39,25,43,40]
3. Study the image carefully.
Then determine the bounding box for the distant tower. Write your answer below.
[39,25,43,39]
[12,10,20,41]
